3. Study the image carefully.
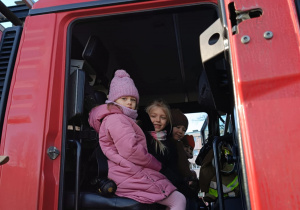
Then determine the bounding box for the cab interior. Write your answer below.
[62,3,246,210]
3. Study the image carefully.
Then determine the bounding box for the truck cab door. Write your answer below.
[200,0,300,209]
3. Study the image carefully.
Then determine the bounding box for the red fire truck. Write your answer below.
[0,0,300,209]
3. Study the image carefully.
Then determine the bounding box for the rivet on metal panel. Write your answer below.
[264,31,273,39]
[241,35,250,44]
[47,146,60,160]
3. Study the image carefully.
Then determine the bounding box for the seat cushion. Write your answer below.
[64,191,165,210]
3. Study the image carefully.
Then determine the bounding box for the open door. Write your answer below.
[200,0,300,209]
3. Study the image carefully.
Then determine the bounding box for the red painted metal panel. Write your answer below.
[224,0,300,209]
[0,1,218,209]
[0,13,65,210]
[32,0,217,9]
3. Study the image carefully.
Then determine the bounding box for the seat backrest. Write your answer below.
[81,89,110,186]
[68,68,85,126]
[89,90,109,178]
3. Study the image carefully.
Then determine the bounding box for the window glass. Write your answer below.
[185,112,207,177]
[191,163,200,170]
[193,150,199,156]
[185,112,207,133]
[199,116,208,145]
[219,114,226,136]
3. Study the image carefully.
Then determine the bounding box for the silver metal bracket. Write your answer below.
[199,18,228,63]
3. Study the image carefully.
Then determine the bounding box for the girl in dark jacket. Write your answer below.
[169,109,201,197]
[139,101,204,209]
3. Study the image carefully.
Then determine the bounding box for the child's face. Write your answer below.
[115,96,137,110]
[149,107,168,132]
[172,125,186,140]
[183,145,193,159]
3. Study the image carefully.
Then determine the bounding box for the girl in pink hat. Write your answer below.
[88,70,186,209]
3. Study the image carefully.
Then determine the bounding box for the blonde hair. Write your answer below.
[145,100,172,154]
[146,100,172,127]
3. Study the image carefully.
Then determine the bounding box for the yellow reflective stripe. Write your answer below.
[209,188,218,198]
[210,178,239,193]
[208,176,239,199]
[227,176,239,190]
[224,148,230,155]
[208,188,230,198]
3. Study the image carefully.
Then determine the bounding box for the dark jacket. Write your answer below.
[168,137,200,198]
[137,110,199,199]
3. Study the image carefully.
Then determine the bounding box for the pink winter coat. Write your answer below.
[88,104,176,203]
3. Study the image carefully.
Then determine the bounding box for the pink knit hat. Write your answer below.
[107,69,139,103]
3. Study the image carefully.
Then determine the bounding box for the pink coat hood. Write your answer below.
[88,104,121,132]
[88,104,176,203]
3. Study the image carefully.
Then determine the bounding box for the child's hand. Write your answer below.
[188,179,200,192]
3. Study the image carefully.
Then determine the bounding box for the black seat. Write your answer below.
[212,196,243,210]
[64,191,165,210]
